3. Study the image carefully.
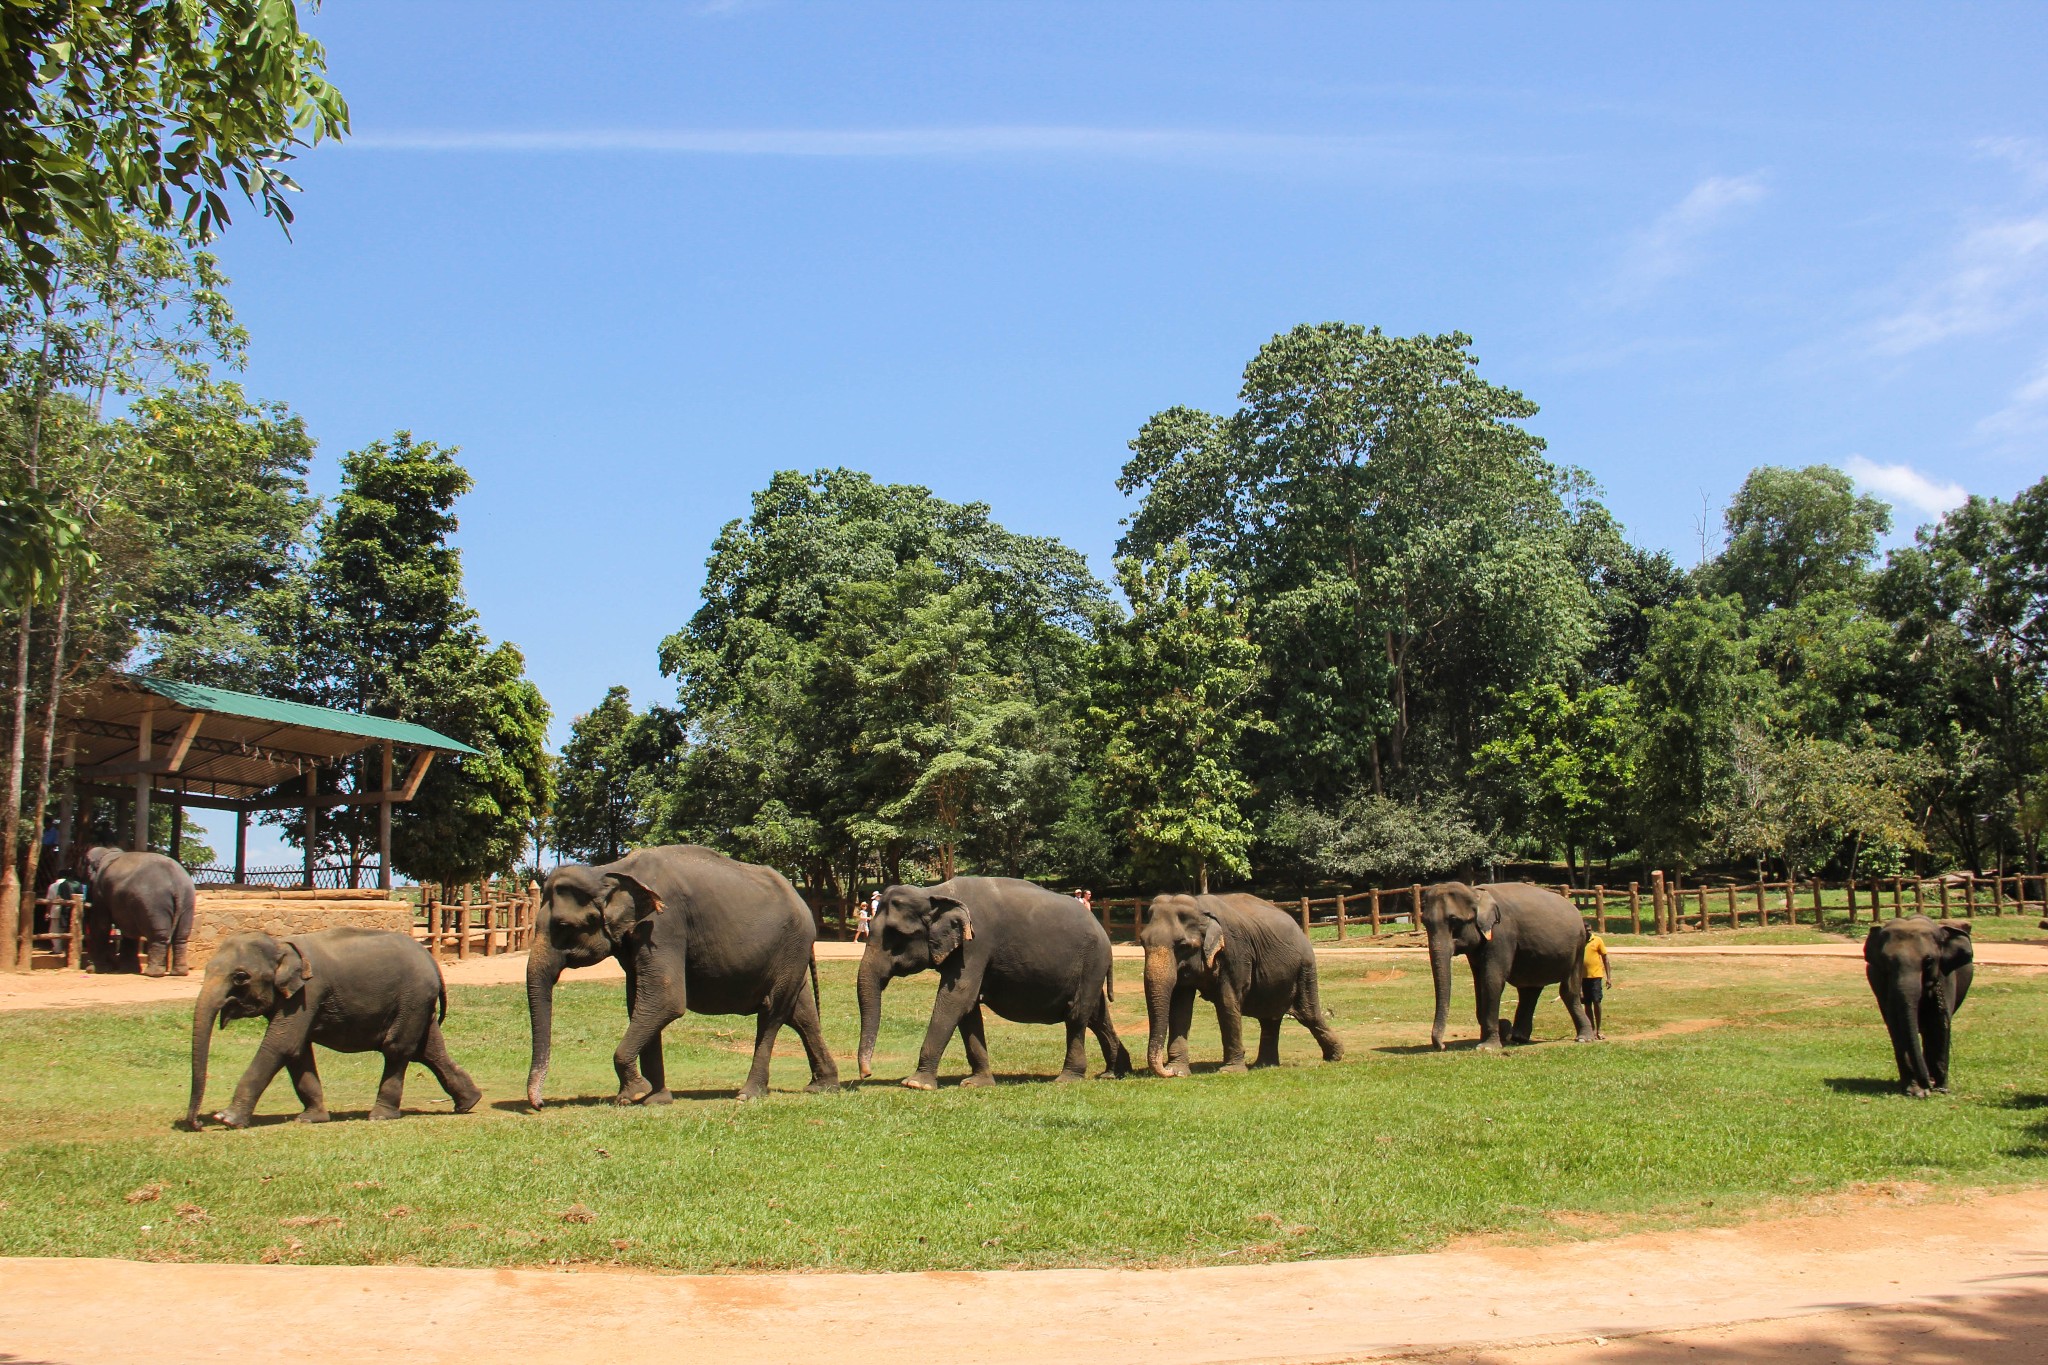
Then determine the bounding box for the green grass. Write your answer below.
[2,955,2046,1272]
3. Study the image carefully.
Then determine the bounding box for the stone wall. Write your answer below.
[189,888,414,965]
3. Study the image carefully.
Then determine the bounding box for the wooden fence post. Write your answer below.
[1628,882,1641,935]
[1755,881,1768,928]
[1696,887,1708,933]
[1846,879,1858,925]
[1811,877,1823,926]
[1939,877,1951,919]
[1369,889,1382,935]
[457,884,472,961]
[1725,884,1738,929]
[1336,893,1348,942]
[1782,880,1795,925]
[1300,897,1311,937]
[1410,884,1423,929]
[1650,870,1665,935]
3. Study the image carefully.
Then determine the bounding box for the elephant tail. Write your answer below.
[435,958,449,1024]
[1103,970,1115,1005]
[809,950,822,1021]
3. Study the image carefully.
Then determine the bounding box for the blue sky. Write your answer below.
[189,2,2048,865]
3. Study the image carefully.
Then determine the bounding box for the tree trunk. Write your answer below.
[16,577,71,965]
[1,605,33,972]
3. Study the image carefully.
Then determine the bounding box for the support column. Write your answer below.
[233,809,247,885]
[303,769,318,890]
[132,705,153,853]
[378,741,394,892]
[169,803,183,862]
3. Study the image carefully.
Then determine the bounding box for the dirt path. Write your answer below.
[3,1184,2044,1364]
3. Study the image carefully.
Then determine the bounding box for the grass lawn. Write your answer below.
[2,955,2045,1273]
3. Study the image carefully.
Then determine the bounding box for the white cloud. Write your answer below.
[1841,455,1968,519]
[1867,211,2048,355]
[1977,353,2048,440]
[1610,173,1767,299]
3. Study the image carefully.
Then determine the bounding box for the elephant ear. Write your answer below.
[1473,889,1500,942]
[274,940,312,997]
[1199,913,1226,970]
[598,871,665,941]
[926,895,974,965]
[1937,922,1974,976]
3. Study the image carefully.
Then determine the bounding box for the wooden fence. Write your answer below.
[24,891,86,967]
[414,879,539,960]
[1082,872,2048,943]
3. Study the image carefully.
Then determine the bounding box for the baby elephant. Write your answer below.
[188,927,481,1128]
[1140,892,1343,1076]
[1865,916,1973,1097]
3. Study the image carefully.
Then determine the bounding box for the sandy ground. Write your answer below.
[6,938,2047,1010]
[1,1184,2044,1364]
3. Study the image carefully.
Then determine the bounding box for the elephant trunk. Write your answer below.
[525,943,565,1109]
[1143,946,1179,1077]
[187,977,229,1128]
[1428,925,1454,1051]
[856,945,889,1079]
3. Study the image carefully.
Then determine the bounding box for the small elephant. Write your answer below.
[856,876,1130,1088]
[81,845,194,976]
[1422,881,1594,1050]
[1865,916,1973,1097]
[1139,892,1343,1076]
[188,927,480,1127]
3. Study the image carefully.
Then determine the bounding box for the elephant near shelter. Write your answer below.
[1139,892,1343,1076]
[1865,916,1973,1097]
[188,927,480,1127]
[857,876,1131,1088]
[1423,881,1595,1050]
[525,845,838,1106]
[81,845,195,976]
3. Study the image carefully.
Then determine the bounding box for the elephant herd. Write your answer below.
[153,842,1983,1127]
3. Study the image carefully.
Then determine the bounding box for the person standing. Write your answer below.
[854,896,871,941]
[1582,930,1614,1039]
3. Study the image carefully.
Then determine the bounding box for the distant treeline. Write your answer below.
[548,324,2048,904]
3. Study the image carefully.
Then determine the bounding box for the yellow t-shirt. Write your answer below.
[1583,934,1609,980]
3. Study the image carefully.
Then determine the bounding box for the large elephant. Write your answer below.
[188,927,480,1127]
[525,845,838,1106]
[856,876,1130,1088]
[81,845,194,976]
[1139,892,1343,1077]
[1423,881,1594,1050]
[1865,915,1973,1097]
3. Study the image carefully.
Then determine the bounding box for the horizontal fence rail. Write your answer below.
[413,879,538,961]
[190,863,365,890]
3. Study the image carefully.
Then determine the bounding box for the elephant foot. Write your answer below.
[1172,1062,1193,1078]
[369,1105,402,1121]
[213,1110,251,1129]
[450,1086,483,1115]
[1219,1060,1250,1075]
[1475,1039,1504,1053]
[644,1088,674,1105]
[901,1073,939,1091]
[615,1077,655,1106]
[734,1087,764,1103]
[804,1078,841,1094]
[142,965,167,979]
[1249,1058,1279,1070]
[1053,1069,1086,1084]
[294,1108,331,1124]
[959,1072,997,1089]
[1321,1043,1345,1062]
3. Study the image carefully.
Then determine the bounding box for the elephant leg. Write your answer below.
[1089,997,1131,1078]
[143,940,168,977]
[370,1052,409,1120]
[285,1051,328,1123]
[1167,985,1195,1077]
[417,1019,482,1113]
[1873,988,1917,1092]
[1510,986,1541,1044]
[1216,984,1249,1073]
[1559,975,1596,1043]
[117,934,140,974]
[168,902,194,976]
[1292,969,1344,1062]
[739,1010,783,1101]
[956,1005,996,1088]
[613,974,684,1106]
[1472,958,1506,1051]
[170,942,190,977]
[216,1030,293,1127]
[622,961,670,1104]
[1055,1017,1090,1082]
[1252,1017,1282,1069]
[906,977,984,1090]
[785,978,841,1093]
[1920,985,1954,1092]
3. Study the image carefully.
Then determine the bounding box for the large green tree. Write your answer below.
[1627,594,1752,869]
[1471,681,1636,881]
[1704,464,1890,614]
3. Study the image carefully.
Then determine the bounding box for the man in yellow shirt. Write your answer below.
[1582,932,1614,1040]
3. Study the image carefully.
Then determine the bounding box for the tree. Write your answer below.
[1716,727,1924,878]
[1117,325,1593,806]
[1628,595,1753,869]
[1704,465,1890,614]
[1471,682,1636,880]
[0,0,348,296]
[1089,542,1267,891]
[280,433,551,886]
[553,685,654,865]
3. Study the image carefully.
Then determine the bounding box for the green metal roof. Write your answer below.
[131,676,479,756]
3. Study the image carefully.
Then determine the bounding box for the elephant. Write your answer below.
[1423,881,1595,1050]
[525,845,838,1106]
[81,845,194,976]
[1865,915,1973,1097]
[856,876,1130,1088]
[188,927,480,1127]
[1139,892,1343,1076]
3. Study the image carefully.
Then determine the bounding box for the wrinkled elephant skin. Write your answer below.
[81,846,194,977]
[1865,916,1973,1097]
[1422,881,1595,1050]
[1139,892,1343,1077]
